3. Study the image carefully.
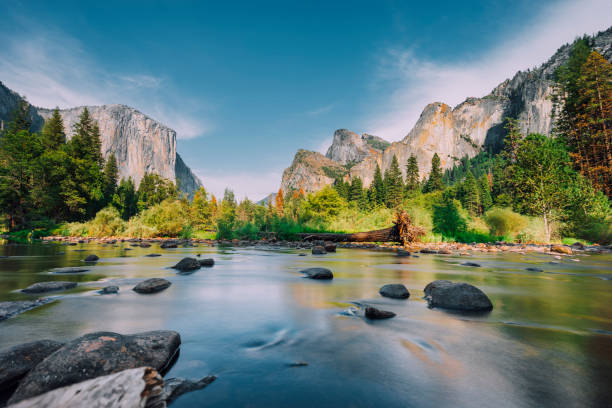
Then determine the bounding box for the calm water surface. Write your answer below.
[0,242,611,407]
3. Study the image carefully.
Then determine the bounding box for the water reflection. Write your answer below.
[0,243,610,407]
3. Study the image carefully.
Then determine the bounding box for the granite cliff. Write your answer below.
[281,27,612,192]
[0,82,202,197]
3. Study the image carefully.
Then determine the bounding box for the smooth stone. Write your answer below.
[526,267,543,272]
[300,267,333,280]
[99,286,119,294]
[198,258,214,267]
[172,257,201,272]
[132,278,171,294]
[0,340,64,397]
[424,280,493,312]
[379,284,410,299]
[162,375,216,405]
[396,249,411,257]
[49,267,89,274]
[365,306,396,319]
[312,246,327,255]
[7,331,180,405]
[21,281,77,294]
[0,299,55,322]
[83,254,99,262]
[324,244,337,252]
[144,253,162,257]
[461,262,481,267]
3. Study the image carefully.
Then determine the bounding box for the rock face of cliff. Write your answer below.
[281,149,347,193]
[281,27,612,192]
[0,83,202,197]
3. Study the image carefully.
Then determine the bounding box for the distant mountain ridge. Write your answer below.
[281,26,612,193]
[0,82,202,197]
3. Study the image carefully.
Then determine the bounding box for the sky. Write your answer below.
[1,0,611,200]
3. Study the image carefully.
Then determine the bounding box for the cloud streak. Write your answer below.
[0,21,209,140]
[366,0,612,141]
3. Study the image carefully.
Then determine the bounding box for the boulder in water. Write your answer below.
[365,307,396,319]
[160,241,178,249]
[144,253,162,257]
[21,281,77,294]
[420,248,437,254]
[133,278,171,294]
[300,267,333,280]
[424,280,493,311]
[84,254,99,262]
[324,243,337,252]
[99,286,119,295]
[312,246,327,255]
[551,245,572,255]
[0,299,56,322]
[199,258,215,267]
[7,330,181,404]
[461,262,481,267]
[172,257,201,272]
[526,267,543,272]
[396,249,411,257]
[379,284,410,299]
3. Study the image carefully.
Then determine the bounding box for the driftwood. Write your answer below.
[8,367,166,408]
[301,211,425,246]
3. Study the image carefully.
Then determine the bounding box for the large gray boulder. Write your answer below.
[0,299,55,321]
[424,280,493,311]
[7,331,181,404]
[133,278,171,294]
[300,268,333,280]
[0,340,64,396]
[379,284,410,299]
[172,258,201,272]
[21,281,77,294]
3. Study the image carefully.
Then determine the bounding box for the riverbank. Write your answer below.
[30,235,612,255]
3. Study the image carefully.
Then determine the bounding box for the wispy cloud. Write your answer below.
[0,18,209,140]
[194,168,282,202]
[366,0,612,141]
[306,103,335,117]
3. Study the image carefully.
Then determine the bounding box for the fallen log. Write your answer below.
[300,211,425,245]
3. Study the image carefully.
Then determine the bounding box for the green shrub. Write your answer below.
[484,207,528,238]
[86,207,126,237]
[139,199,191,237]
[124,217,157,238]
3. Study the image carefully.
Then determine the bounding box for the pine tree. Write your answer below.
[405,154,419,192]
[462,170,480,215]
[113,177,138,220]
[424,153,444,193]
[385,155,404,207]
[348,177,364,205]
[503,118,522,163]
[41,108,66,149]
[275,188,284,216]
[191,187,212,229]
[371,163,385,206]
[477,174,493,213]
[8,98,31,133]
[103,153,119,203]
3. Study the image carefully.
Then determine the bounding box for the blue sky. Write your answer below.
[1,0,611,199]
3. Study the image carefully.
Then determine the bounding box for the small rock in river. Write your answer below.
[99,286,119,294]
[461,262,481,267]
[21,281,77,294]
[312,246,327,255]
[49,267,89,274]
[526,267,543,272]
[172,257,201,272]
[300,267,333,280]
[420,248,438,254]
[396,249,411,257]
[324,243,337,252]
[145,253,162,257]
[551,245,573,255]
[133,278,171,294]
[287,362,308,367]
[379,284,410,299]
[298,253,307,256]
[199,258,214,267]
[424,280,493,312]
[83,254,99,262]
[365,306,396,319]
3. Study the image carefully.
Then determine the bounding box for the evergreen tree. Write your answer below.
[113,177,138,220]
[371,164,385,206]
[103,153,119,203]
[423,153,444,193]
[137,173,178,210]
[462,170,480,215]
[7,98,31,133]
[385,155,404,207]
[191,187,212,229]
[348,177,365,208]
[405,154,420,192]
[41,108,66,149]
[477,174,493,213]
[333,178,350,200]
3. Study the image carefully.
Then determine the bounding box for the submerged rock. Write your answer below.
[526,267,543,272]
[461,262,481,267]
[300,267,333,280]
[0,340,64,396]
[84,254,99,262]
[144,253,162,257]
[162,375,216,405]
[172,257,201,272]
[312,246,327,255]
[396,249,411,257]
[7,330,181,404]
[21,281,77,294]
[199,258,215,267]
[424,280,493,312]
[133,278,171,294]
[49,267,90,274]
[420,249,437,254]
[0,299,55,322]
[365,306,396,319]
[99,286,119,295]
[379,284,410,299]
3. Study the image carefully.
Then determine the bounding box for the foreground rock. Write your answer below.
[84,254,99,262]
[365,306,396,319]
[8,367,165,408]
[198,258,214,267]
[312,246,326,255]
[8,330,181,404]
[300,268,333,280]
[162,375,216,405]
[0,340,64,396]
[0,299,55,322]
[424,280,493,312]
[21,281,77,294]
[379,284,410,299]
[172,258,200,272]
[551,245,572,255]
[133,279,171,294]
